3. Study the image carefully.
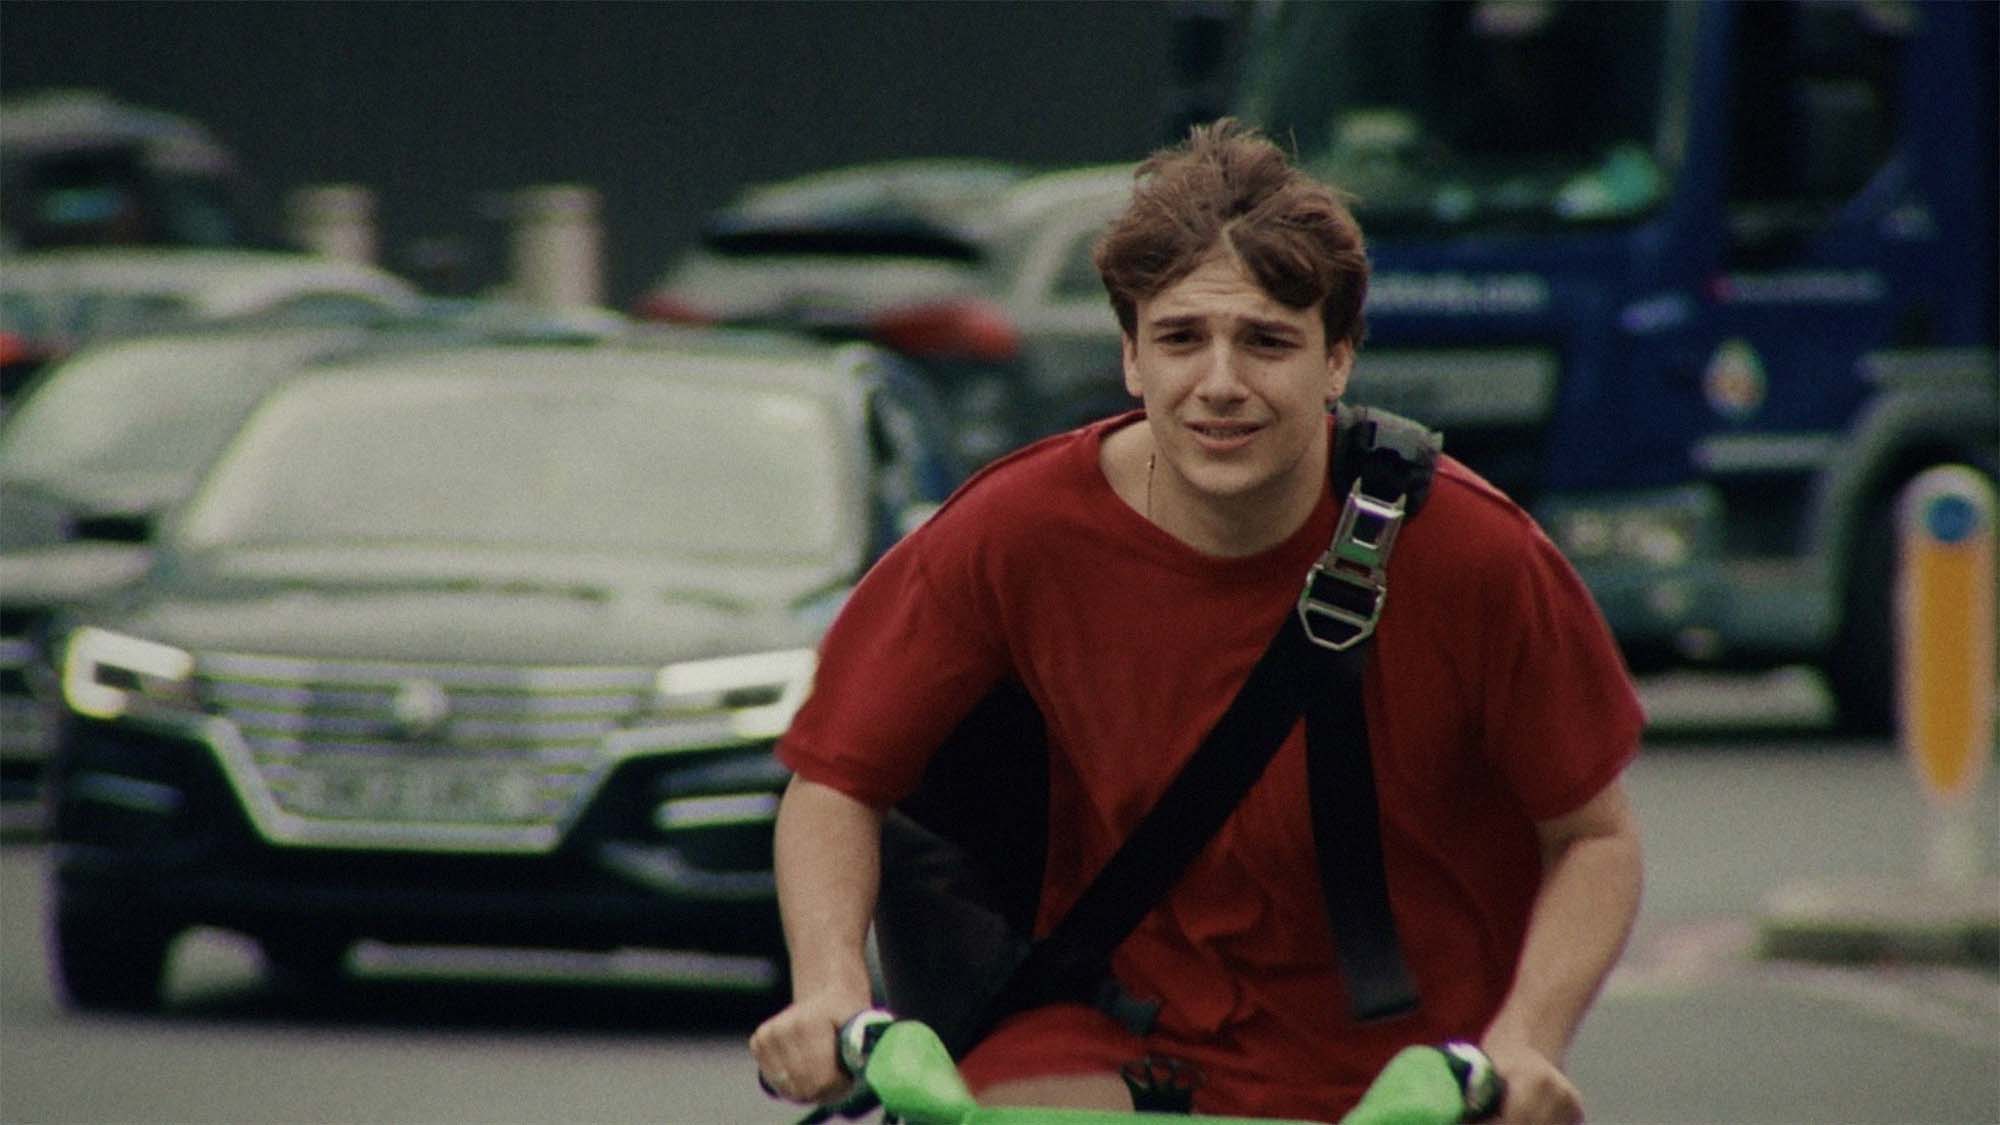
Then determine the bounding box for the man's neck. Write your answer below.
[1103,420,1328,558]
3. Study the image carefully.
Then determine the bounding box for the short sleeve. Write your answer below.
[777,519,1011,808]
[1472,505,1644,821]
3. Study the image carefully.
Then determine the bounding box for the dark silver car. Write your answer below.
[1,308,620,831]
[46,330,959,1011]
[2,324,413,832]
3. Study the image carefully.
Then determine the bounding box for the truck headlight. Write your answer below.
[61,626,198,720]
[1547,495,1706,569]
[1615,516,1694,567]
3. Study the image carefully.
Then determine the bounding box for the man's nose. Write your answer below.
[1194,342,1249,400]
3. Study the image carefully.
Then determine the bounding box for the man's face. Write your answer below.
[1122,252,1353,512]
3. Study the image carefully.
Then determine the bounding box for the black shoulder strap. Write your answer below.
[966,404,1439,1046]
[1304,404,1438,1023]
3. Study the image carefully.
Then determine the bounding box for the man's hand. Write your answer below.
[749,989,869,1105]
[1477,778,1640,1124]
[1480,1037,1582,1125]
[751,777,885,1105]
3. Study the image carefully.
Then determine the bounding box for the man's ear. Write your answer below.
[1122,333,1143,398]
[1325,340,1355,405]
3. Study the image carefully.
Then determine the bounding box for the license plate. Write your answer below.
[284,760,547,824]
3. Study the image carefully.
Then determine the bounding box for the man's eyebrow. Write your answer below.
[1240,317,1305,337]
[1143,313,1305,336]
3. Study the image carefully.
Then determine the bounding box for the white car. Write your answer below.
[2,246,421,342]
[1,88,253,251]
[635,159,1141,459]
[980,163,1136,434]
[0,246,424,409]
[632,157,1027,330]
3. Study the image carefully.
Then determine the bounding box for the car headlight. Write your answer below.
[61,626,198,721]
[648,648,817,743]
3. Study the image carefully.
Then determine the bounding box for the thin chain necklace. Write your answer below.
[1145,452,1156,522]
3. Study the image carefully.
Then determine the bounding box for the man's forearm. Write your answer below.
[773,775,885,1002]
[1485,782,1643,1062]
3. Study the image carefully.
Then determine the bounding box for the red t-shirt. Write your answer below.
[779,411,1642,1118]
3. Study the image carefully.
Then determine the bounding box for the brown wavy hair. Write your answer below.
[1093,118,1369,352]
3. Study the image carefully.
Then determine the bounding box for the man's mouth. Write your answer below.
[1188,420,1263,448]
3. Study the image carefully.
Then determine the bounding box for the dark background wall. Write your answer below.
[1,1,1194,305]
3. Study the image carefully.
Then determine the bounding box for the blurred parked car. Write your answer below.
[633,157,1026,328]
[3,325,368,830]
[0,307,624,833]
[634,159,1138,463]
[632,158,1033,465]
[45,330,959,1011]
[0,245,422,407]
[1,88,262,253]
[979,163,1134,435]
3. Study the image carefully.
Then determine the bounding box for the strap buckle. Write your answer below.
[1297,480,1407,651]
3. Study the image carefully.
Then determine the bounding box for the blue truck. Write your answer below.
[1184,0,1998,732]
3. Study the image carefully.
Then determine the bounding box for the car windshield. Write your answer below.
[1235,0,1681,232]
[0,335,314,485]
[176,370,853,565]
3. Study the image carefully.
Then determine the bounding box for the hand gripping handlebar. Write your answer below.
[782,1009,1505,1125]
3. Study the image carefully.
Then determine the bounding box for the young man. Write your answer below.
[750,120,1643,1125]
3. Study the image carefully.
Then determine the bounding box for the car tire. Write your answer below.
[260,934,350,996]
[53,903,176,1013]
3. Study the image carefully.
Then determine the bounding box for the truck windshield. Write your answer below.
[1235,0,1679,233]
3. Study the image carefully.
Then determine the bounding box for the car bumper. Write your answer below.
[50,712,788,962]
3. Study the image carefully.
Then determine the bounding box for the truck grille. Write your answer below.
[1351,347,1557,505]
[196,651,658,853]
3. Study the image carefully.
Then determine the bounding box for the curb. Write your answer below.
[1756,876,2000,967]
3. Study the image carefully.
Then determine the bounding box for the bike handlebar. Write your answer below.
[789,1008,1504,1125]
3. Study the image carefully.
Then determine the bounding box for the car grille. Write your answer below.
[0,606,58,773]
[196,651,661,853]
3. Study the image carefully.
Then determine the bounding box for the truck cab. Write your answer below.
[1216,0,1997,731]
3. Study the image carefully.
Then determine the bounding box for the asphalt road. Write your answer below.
[2,672,1996,1125]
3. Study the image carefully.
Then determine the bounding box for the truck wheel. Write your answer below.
[53,904,176,1012]
[1827,496,1898,736]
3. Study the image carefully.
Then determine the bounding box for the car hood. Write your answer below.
[4,468,185,521]
[102,583,833,666]
[88,545,850,665]
[0,543,153,607]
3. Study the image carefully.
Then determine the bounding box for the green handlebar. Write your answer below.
[858,1019,1473,1125]
[1338,1047,1471,1125]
